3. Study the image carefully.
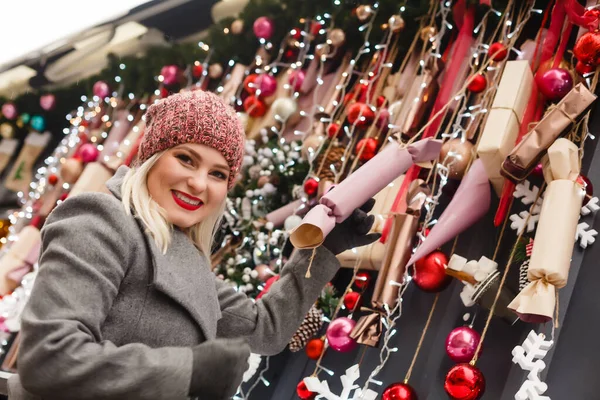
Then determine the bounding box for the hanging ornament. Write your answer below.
[488,42,508,61]
[343,291,361,311]
[208,63,223,79]
[576,60,595,75]
[305,338,325,360]
[445,326,481,363]
[243,95,267,118]
[326,317,358,352]
[272,97,298,121]
[420,26,437,41]
[301,134,324,160]
[160,87,169,99]
[192,62,204,79]
[61,158,84,184]
[30,115,46,132]
[467,75,487,93]
[356,5,373,21]
[327,28,346,47]
[160,65,181,86]
[284,215,303,231]
[347,103,375,128]
[1,103,17,120]
[304,178,319,196]
[310,21,324,36]
[0,123,15,139]
[382,382,418,400]
[355,138,378,161]
[255,264,273,282]
[253,16,275,39]
[78,143,100,163]
[315,43,331,58]
[440,139,474,179]
[231,19,244,35]
[574,31,600,67]
[532,163,544,177]
[255,74,277,97]
[444,364,485,400]
[289,306,324,352]
[48,174,59,186]
[93,81,111,98]
[536,68,573,101]
[288,70,306,92]
[243,74,258,94]
[39,94,57,111]
[297,381,317,400]
[413,251,451,293]
[388,15,406,32]
[327,123,341,139]
[354,271,370,289]
[578,174,594,207]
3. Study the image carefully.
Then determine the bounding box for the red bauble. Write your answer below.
[413,251,451,292]
[327,123,342,138]
[343,291,361,311]
[536,68,573,101]
[344,92,356,106]
[376,95,387,108]
[578,174,594,206]
[60,193,69,202]
[576,61,595,75]
[574,31,600,67]
[243,95,267,118]
[193,63,204,78]
[532,163,544,178]
[160,87,169,98]
[355,138,378,161]
[467,75,487,93]
[354,272,370,289]
[256,275,280,300]
[48,174,59,186]
[243,74,258,94]
[291,28,302,40]
[296,381,317,400]
[304,178,319,196]
[488,42,508,61]
[347,103,375,128]
[310,21,324,35]
[444,363,485,400]
[382,382,418,400]
[305,338,325,360]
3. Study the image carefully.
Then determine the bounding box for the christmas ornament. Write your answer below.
[256,275,280,300]
[574,31,600,66]
[512,330,553,400]
[208,63,223,79]
[243,95,267,118]
[532,163,544,177]
[61,158,84,184]
[304,178,319,196]
[326,317,357,352]
[444,363,485,400]
[160,65,180,86]
[272,97,297,121]
[310,21,324,35]
[253,16,275,39]
[160,87,169,99]
[327,123,341,138]
[536,68,573,101]
[93,81,111,98]
[304,364,378,400]
[343,291,361,311]
[328,28,346,46]
[388,15,406,32]
[288,70,305,92]
[354,272,370,289]
[78,143,99,163]
[255,264,273,281]
[488,42,508,61]
[1,103,17,120]
[297,381,317,399]
[413,251,451,293]
[305,338,325,360]
[40,94,56,111]
[382,382,418,400]
[231,19,244,35]
[440,139,474,179]
[243,74,258,94]
[255,74,277,97]
[48,174,59,186]
[576,60,595,75]
[420,26,437,41]
[192,62,204,78]
[356,5,373,21]
[348,103,375,128]
[355,138,378,161]
[284,215,303,231]
[445,326,481,363]
[316,43,331,58]
[0,123,14,139]
[30,115,46,132]
[289,306,324,352]
[578,174,594,207]
[301,134,324,160]
[467,75,487,93]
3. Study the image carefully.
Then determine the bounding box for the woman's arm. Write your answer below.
[17,194,192,400]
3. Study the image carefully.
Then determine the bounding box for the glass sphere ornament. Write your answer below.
[78,143,100,163]
[440,139,474,179]
[243,96,267,118]
[355,138,378,161]
[356,5,373,21]
[382,382,418,400]
[305,338,325,360]
[574,31,600,67]
[288,70,306,92]
[343,291,361,311]
[243,74,258,94]
[420,26,437,41]
[160,65,181,86]
[328,28,346,46]
[192,62,204,79]
[413,251,451,292]
[304,177,319,196]
[536,68,573,101]
[354,271,370,289]
[577,174,594,206]
[444,363,485,400]
[0,123,15,139]
[467,74,487,93]
[272,97,297,121]
[48,174,59,186]
[40,94,56,111]
[253,16,275,39]
[30,115,46,132]
[388,15,406,32]
[255,74,277,97]
[326,317,358,352]
[208,63,223,79]
[327,123,341,138]
[1,103,17,120]
[297,380,317,399]
[532,162,544,177]
[93,81,111,98]
[445,326,481,363]
[488,42,508,61]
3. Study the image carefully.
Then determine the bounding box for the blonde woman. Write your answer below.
[8,91,379,400]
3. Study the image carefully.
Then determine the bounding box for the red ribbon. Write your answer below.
[565,0,600,30]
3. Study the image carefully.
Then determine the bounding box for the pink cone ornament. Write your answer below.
[253,17,275,39]
[161,65,181,86]
[93,81,111,98]
[256,74,278,97]
[326,317,357,352]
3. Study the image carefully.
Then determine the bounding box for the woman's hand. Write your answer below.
[322,198,381,255]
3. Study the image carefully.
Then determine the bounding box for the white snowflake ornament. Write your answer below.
[512,330,553,400]
[303,364,378,400]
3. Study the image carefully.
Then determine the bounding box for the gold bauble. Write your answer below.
[0,123,15,139]
[208,63,223,79]
[356,5,373,22]
[316,43,331,58]
[420,26,437,41]
[440,139,474,179]
[328,29,346,47]
[301,134,325,160]
[60,158,84,184]
[231,19,244,35]
[388,15,406,32]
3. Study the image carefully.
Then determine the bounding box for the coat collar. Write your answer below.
[106,166,221,340]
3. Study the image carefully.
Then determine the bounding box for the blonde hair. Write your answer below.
[120,151,225,257]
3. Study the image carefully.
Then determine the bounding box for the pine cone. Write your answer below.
[313,146,345,181]
[288,306,324,352]
[519,259,529,292]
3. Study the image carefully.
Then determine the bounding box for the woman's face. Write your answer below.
[147,143,229,228]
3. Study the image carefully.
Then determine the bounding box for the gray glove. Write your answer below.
[322,198,381,255]
[189,338,250,399]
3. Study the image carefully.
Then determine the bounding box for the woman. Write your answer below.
[8,91,379,399]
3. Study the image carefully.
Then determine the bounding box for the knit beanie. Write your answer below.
[138,90,245,189]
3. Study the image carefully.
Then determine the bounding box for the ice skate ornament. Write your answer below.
[303,364,378,400]
[512,330,554,400]
[446,254,499,307]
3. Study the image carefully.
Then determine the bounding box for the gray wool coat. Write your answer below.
[8,166,340,400]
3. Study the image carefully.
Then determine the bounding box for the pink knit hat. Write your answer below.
[138,90,245,189]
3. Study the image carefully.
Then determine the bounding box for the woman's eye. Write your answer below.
[176,154,193,165]
[211,171,228,180]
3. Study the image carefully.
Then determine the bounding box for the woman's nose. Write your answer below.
[187,173,208,194]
